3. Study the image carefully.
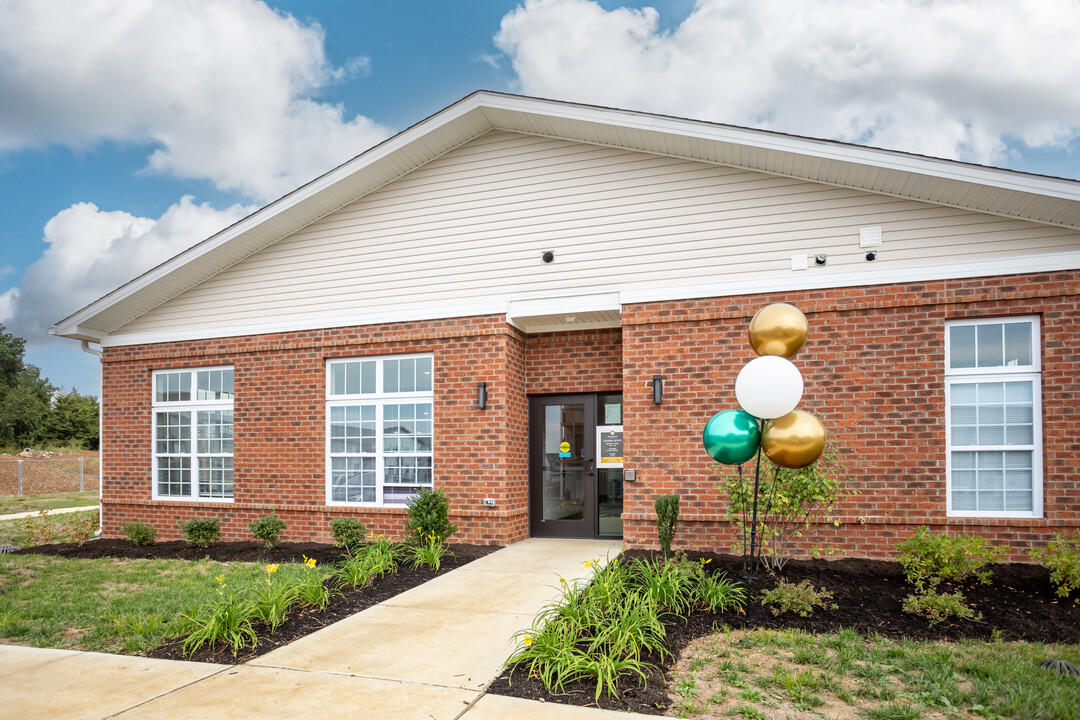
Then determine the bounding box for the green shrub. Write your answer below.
[121,521,157,546]
[655,494,680,557]
[695,569,747,612]
[180,518,220,548]
[896,527,1009,593]
[901,589,980,624]
[403,488,457,545]
[248,514,287,549]
[330,518,368,553]
[295,555,334,610]
[718,436,853,572]
[760,580,836,617]
[1028,530,1080,598]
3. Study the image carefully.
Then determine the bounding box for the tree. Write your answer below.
[0,324,26,389]
[0,383,49,445]
[46,391,100,449]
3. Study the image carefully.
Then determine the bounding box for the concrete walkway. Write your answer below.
[0,538,659,719]
[0,504,99,521]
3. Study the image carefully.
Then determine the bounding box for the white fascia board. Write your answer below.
[99,299,509,348]
[619,251,1080,306]
[48,324,108,344]
[484,93,1080,201]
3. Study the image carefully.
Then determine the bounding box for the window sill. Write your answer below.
[152,496,235,504]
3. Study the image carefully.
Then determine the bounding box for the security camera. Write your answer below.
[865,251,878,261]
[814,254,827,266]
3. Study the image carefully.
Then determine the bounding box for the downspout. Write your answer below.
[80,340,104,537]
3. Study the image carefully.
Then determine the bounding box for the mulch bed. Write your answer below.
[15,538,498,665]
[487,549,1080,715]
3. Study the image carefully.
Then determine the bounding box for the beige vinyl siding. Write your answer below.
[116,130,1080,336]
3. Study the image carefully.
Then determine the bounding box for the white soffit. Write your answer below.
[507,293,622,334]
[51,91,1080,343]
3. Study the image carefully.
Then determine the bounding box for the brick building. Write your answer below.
[53,92,1080,559]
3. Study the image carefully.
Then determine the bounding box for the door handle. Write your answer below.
[585,458,595,475]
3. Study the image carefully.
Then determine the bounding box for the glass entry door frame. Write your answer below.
[529,393,623,539]
[529,394,597,538]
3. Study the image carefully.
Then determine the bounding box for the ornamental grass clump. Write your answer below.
[333,535,405,589]
[409,530,454,571]
[251,563,298,633]
[181,573,258,657]
[1028,530,1080,598]
[294,555,334,610]
[248,514,286,549]
[507,553,747,702]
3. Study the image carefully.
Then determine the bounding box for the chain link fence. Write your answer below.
[0,456,101,496]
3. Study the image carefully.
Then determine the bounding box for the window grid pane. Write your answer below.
[327,357,433,505]
[949,381,1034,448]
[153,368,234,500]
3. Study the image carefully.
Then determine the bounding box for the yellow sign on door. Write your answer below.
[559,441,570,453]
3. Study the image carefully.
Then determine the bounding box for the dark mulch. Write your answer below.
[15,538,498,665]
[488,549,1080,716]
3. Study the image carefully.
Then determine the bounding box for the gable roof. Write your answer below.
[52,90,1080,343]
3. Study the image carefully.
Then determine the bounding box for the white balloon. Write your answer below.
[735,356,803,419]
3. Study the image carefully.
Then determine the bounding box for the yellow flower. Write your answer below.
[559,577,567,586]
[833,520,841,527]
[583,559,593,568]
[700,558,712,564]
[523,634,533,647]
[304,556,317,569]
[266,563,279,574]
[215,574,225,583]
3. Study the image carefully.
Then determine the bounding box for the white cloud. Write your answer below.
[0,0,390,201]
[0,197,254,344]
[495,0,1080,165]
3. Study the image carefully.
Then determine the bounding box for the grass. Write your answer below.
[0,554,332,654]
[0,491,98,516]
[668,627,1080,720]
[0,508,99,547]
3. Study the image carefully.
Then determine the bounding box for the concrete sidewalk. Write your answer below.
[0,505,99,522]
[1,538,657,719]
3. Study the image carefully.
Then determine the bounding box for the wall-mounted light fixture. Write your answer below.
[652,375,663,405]
[476,382,488,410]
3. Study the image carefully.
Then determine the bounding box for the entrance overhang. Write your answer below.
[507,293,621,334]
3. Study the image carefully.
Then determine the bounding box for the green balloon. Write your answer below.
[703,409,761,465]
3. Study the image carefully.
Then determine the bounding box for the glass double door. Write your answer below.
[529,393,623,539]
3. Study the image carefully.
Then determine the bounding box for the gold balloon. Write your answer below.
[762,410,826,469]
[748,303,808,358]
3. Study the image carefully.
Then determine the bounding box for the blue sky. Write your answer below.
[1,0,1078,397]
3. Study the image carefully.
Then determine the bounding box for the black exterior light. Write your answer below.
[652,375,663,405]
[476,382,488,410]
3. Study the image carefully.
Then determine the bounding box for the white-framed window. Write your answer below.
[152,367,234,501]
[326,354,433,506]
[945,316,1041,518]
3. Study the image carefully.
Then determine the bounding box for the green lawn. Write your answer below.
[0,491,98,516]
[670,627,1080,720]
[0,554,326,654]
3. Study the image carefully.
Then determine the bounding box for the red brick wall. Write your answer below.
[525,329,622,394]
[100,315,530,545]
[621,271,1080,561]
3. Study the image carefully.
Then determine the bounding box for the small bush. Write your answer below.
[760,579,836,617]
[695,569,747,612]
[252,563,298,633]
[1029,530,1080,598]
[403,488,457,545]
[902,589,980,624]
[180,518,220,548]
[896,527,1009,593]
[330,518,368,553]
[248,514,287,549]
[655,494,680,557]
[122,521,157,546]
[180,574,257,657]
